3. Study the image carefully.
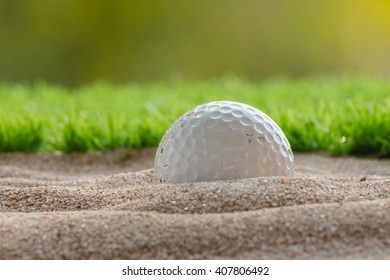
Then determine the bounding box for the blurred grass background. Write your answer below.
[1,0,390,85]
[0,0,389,156]
[0,77,389,156]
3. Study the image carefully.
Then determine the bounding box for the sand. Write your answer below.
[0,149,389,259]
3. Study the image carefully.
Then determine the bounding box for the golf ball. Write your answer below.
[154,101,294,183]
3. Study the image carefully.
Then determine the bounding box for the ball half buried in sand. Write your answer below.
[154,101,294,183]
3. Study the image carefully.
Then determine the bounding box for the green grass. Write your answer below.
[0,76,389,157]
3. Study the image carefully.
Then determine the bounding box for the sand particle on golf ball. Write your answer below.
[154,101,294,183]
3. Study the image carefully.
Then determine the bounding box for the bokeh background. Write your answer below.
[1,0,390,86]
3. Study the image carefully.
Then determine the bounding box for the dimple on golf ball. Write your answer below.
[154,101,294,183]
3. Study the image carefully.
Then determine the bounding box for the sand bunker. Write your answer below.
[0,149,389,259]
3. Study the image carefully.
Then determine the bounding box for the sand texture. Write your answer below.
[0,149,389,259]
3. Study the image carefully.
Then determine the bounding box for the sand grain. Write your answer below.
[0,149,389,259]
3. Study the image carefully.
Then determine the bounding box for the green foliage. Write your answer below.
[0,113,43,152]
[2,1,390,85]
[0,76,389,157]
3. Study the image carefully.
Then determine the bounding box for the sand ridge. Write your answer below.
[0,149,389,259]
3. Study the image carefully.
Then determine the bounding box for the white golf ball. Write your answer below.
[154,101,294,183]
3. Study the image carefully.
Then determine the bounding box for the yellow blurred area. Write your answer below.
[341,1,390,73]
[1,0,390,85]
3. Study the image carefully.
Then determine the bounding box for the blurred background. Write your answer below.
[1,0,390,86]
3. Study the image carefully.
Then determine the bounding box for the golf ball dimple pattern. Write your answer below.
[154,101,294,184]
